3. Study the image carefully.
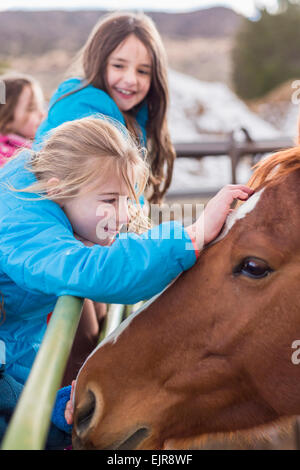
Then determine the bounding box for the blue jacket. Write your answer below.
[0,151,196,385]
[34,78,148,150]
[34,78,148,207]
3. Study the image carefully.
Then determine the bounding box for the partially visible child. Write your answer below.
[0,74,45,165]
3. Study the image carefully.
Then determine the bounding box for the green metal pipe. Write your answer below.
[103,304,125,338]
[1,295,83,450]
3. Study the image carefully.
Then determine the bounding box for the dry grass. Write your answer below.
[163,36,234,87]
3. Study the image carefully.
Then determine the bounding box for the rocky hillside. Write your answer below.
[0,7,242,56]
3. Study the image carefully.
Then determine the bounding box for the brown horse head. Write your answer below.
[72,148,300,450]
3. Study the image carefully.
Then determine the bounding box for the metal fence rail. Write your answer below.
[169,133,294,199]
[1,296,83,450]
[1,297,130,450]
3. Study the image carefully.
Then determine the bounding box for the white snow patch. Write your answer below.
[167,70,281,193]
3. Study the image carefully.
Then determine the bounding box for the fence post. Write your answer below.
[1,295,83,450]
[101,304,125,340]
[228,131,240,185]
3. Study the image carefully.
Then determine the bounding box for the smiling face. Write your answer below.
[9,83,45,139]
[61,170,131,246]
[106,34,152,112]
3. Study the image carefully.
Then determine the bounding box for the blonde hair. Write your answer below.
[20,116,152,233]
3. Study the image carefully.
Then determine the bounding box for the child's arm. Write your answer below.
[75,184,252,251]
[0,185,253,306]
[0,211,195,305]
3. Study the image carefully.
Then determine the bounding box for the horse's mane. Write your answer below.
[247,146,300,190]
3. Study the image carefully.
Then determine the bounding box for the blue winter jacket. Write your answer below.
[34,77,148,150]
[34,78,148,207]
[0,151,197,385]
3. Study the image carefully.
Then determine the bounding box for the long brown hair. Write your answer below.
[59,12,175,204]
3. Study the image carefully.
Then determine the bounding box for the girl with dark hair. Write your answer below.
[34,12,177,381]
[35,11,174,204]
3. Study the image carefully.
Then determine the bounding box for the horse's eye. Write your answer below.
[233,257,273,279]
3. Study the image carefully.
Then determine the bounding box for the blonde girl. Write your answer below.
[0,116,252,446]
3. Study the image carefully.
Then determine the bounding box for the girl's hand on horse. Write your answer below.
[186,184,254,250]
[65,380,75,425]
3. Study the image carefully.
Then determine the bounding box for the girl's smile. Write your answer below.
[106,34,152,112]
[60,174,131,247]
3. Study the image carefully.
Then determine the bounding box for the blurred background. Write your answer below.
[1,0,299,195]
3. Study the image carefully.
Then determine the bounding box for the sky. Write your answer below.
[0,0,280,18]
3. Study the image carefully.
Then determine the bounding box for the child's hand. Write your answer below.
[186,184,254,250]
[65,380,75,425]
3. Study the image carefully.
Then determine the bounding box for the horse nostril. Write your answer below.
[75,389,96,436]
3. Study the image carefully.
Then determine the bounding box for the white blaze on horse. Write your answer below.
[72,148,300,450]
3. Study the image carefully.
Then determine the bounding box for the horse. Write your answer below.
[71,147,300,450]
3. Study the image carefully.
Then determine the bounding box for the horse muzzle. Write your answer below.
[72,385,152,450]
[72,424,151,450]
